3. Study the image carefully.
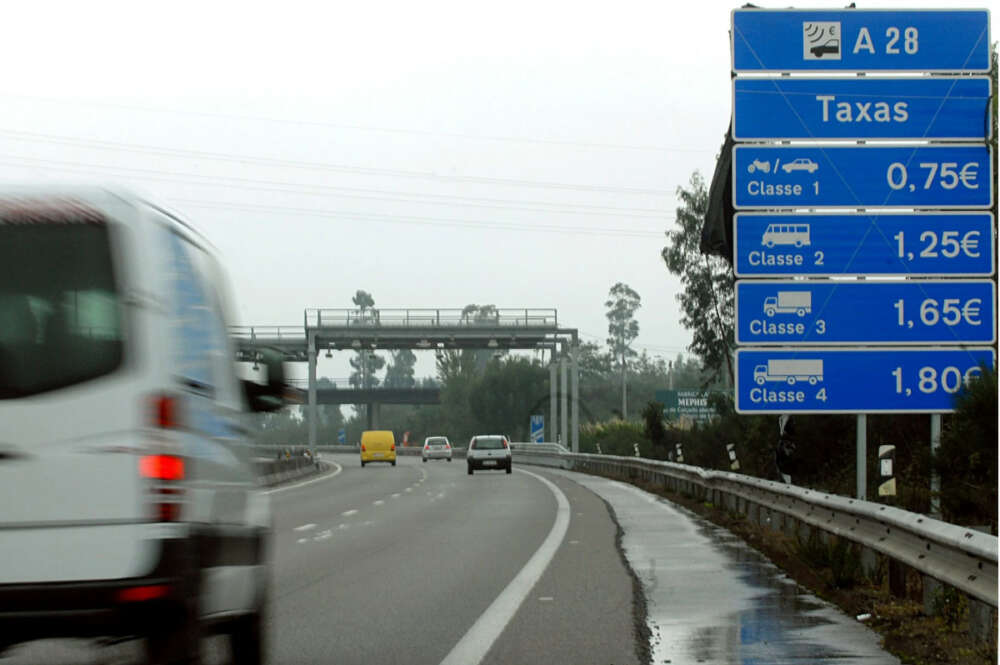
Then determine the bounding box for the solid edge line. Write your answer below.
[263,459,343,495]
[438,468,570,665]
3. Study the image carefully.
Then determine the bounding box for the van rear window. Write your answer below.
[0,218,124,398]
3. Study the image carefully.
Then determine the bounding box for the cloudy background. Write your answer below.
[0,0,992,381]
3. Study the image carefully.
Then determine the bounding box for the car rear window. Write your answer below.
[474,437,504,450]
[426,437,448,446]
[0,208,124,398]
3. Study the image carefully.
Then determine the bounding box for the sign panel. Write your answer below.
[735,347,995,413]
[733,212,995,277]
[732,9,990,73]
[530,415,544,443]
[655,390,721,423]
[337,428,346,444]
[735,280,995,345]
[733,77,991,141]
[733,145,992,209]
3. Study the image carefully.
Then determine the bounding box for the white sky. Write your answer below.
[0,0,993,382]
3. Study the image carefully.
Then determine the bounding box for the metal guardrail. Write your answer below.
[305,308,558,329]
[512,450,998,609]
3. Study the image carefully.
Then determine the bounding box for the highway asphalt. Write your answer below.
[7,453,899,664]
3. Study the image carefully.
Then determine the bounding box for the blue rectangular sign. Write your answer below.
[732,9,991,73]
[530,415,544,443]
[733,145,992,209]
[733,77,991,141]
[733,213,995,277]
[735,280,995,346]
[735,347,995,413]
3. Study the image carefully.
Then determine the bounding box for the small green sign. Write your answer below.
[655,390,719,423]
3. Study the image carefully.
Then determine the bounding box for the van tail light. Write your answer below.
[140,453,185,522]
[152,395,179,429]
[390,444,395,451]
[361,444,366,452]
[139,455,185,481]
[117,584,171,603]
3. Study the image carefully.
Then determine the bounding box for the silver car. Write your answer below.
[467,435,512,475]
[422,436,453,462]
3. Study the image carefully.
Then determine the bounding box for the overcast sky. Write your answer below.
[0,0,993,382]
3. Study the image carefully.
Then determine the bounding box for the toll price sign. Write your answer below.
[735,347,995,414]
[735,280,995,346]
[733,145,992,209]
[733,77,991,141]
[732,9,990,73]
[733,213,995,277]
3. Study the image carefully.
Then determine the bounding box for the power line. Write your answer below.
[0,92,716,155]
[0,151,674,220]
[0,128,675,196]
[171,198,665,238]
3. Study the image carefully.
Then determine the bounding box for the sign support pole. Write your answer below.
[930,414,942,517]
[856,414,867,500]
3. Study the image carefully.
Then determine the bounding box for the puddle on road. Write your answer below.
[550,471,898,665]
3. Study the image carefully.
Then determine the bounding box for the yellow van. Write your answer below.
[360,430,396,467]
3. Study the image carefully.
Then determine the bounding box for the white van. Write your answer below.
[0,189,282,664]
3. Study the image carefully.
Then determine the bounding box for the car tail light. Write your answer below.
[445,443,451,449]
[502,439,509,449]
[469,441,476,450]
[424,444,430,451]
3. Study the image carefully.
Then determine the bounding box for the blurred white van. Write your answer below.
[0,189,283,664]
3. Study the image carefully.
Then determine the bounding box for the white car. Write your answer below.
[0,188,282,664]
[422,436,453,462]
[467,435,512,474]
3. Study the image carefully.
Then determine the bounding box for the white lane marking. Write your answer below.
[296,538,309,544]
[338,523,349,530]
[569,540,580,545]
[294,523,317,532]
[342,509,358,517]
[439,468,570,665]
[373,500,384,506]
[405,487,413,493]
[391,493,401,499]
[538,596,554,602]
[314,530,332,541]
[264,460,342,495]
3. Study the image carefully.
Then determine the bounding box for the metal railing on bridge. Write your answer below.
[229,326,307,343]
[305,308,558,329]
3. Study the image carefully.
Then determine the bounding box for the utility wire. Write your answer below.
[0,92,715,155]
[0,128,675,195]
[0,151,673,220]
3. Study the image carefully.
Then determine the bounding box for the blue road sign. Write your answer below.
[530,415,544,443]
[733,77,991,141]
[733,145,992,209]
[732,9,991,73]
[736,280,995,346]
[337,428,346,444]
[735,347,995,414]
[734,213,995,278]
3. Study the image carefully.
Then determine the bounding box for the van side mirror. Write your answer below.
[242,347,287,413]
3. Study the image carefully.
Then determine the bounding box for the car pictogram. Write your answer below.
[781,158,819,174]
